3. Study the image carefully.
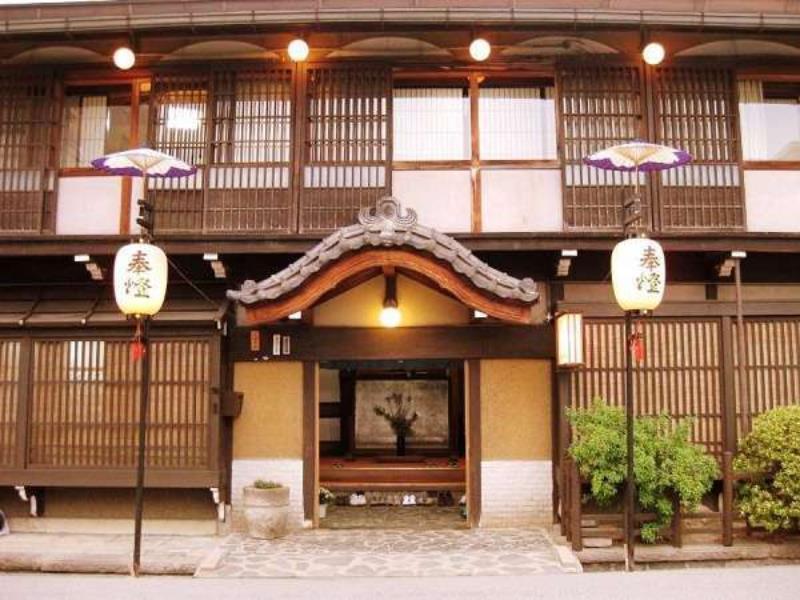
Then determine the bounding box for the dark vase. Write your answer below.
[396,433,406,456]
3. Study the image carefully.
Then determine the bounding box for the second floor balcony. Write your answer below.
[0,57,799,243]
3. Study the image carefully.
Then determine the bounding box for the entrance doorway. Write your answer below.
[317,359,467,530]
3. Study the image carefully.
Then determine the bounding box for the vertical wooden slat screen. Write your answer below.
[653,67,744,230]
[0,339,20,467]
[557,64,646,230]
[149,67,295,233]
[148,71,209,232]
[570,319,723,458]
[733,318,800,438]
[27,337,213,470]
[301,65,391,232]
[207,67,294,232]
[0,70,57,233]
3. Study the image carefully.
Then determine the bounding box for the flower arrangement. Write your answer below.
[253,479,282,490]
[374,393,419,438]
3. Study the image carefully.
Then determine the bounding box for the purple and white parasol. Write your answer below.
[91,148,196,179]
[583,141,691,174]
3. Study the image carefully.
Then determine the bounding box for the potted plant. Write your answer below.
[319,487,335,518]
[242,479,290,539]
[374,392,419,456]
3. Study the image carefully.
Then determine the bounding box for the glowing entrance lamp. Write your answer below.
[93,148,196,577]
[379,272,401,328]
[556,312,584,368]
[585,141,690,572]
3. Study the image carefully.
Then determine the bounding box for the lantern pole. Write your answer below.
[132,315,150,577]
[624,309,635,571]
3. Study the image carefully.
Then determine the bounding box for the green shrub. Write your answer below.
[568,399,718,543]
[734,405,800,532]
[253,479,282,490]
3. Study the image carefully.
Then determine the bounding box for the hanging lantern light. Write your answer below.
[113,242,168,317]
[113,46,136,70]
[642,42,666,66]
[469,38,492,62]
[287,38,310,62]
[379,272,402,328]
[611,237,666,312]
[556,312,584,368]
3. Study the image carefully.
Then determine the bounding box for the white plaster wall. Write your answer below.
[480,460,552,527]
[230,458,305,531]
[391,170,472,232]
[55,176,122,235]
[481,169,562,232]
[744,170,800,233]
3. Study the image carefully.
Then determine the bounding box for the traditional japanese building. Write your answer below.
[0,0,799,538]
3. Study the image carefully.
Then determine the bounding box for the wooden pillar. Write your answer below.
[734,259,750,435]
[720,316,737,546]
[569,458,583,551]
[15,337,33,470]
[466,359,481,528]
[339,369,356,458]
[302,361,318,524]
[555,370,572,527]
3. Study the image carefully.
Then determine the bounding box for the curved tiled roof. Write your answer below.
[227,197,539,306]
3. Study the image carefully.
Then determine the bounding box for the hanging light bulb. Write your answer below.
[379,273,401,328]
[469,38,492,62]
[642,42,666,66]
[113,47,136,70]
[379,304,402,328]
[287,38,310,62]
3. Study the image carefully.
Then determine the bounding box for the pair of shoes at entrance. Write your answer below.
[349,493,367,506]
[402,494,417,506]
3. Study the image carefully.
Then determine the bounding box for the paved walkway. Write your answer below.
[195,528,581,578]
[0,533,217,575]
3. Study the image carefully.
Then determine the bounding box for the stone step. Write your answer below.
[582,537,614,548]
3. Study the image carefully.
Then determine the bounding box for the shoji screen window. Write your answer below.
[393,86,470,161]
[739,80,800,162]
[60,84,135,169]
[479,84,557,160]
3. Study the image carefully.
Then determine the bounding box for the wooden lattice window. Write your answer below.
[557,64,646,230]
[733,318,800,438]
[0,339,21,468]
[28,337,213,470]
[569,319,723,458]
[301,65,391,232]
[0,70,57,233]
[207,68,294,232]
[653,67,744,230]
[149,67,295,233]
[148,72,209,232]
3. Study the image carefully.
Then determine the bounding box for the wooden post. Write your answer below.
[722,450,734,546]
[721,317,737,547]
[302,361,318,525]
[466,359,482,529]
[131,316,151,577]
[671,495,683,548]
[734,259,750,435]
[569,458,583,551]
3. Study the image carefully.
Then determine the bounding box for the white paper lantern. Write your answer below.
[556,313,584,368]
[611,237,666,312]
[113,243,168,317]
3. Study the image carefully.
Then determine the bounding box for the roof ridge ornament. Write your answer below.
[358,196,418,229]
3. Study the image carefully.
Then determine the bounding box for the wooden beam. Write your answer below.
[302,361,318,525]
[556,300,800,318]
[242,249,536,325]
[466,358,481,529]
[230,324,555,362]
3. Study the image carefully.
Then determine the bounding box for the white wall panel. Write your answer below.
[481,169,562,232]
[745,170,800,233]
[55,176,121,235]
[391,170,472,233]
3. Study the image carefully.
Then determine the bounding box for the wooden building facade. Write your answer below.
[1,0,800,536]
